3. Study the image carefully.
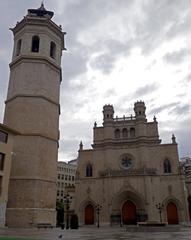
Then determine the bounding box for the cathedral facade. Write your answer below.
[75,102,189,225]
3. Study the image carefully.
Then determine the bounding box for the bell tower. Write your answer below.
[3,4,65,227]
[103,104,114,126]
[134,101,146,121]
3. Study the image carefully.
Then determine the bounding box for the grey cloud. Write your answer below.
[0,1,40,122]
[90,39,131,74]
[104,89,117,98]
[178,132,191,158]
[54,1,134,79]
[90,54,115,74]
[184,73,191,83]
[176,118,191,157]
[135,0,191,55]
[145,60,157,70]
[161,117,191,157]
[0,1,191,159]
[132,83,158,98]
[59,120,93,159]
[114,98,135,117]
[62,47,88,82]
[54,0,191,79]
[166,6,191,39]
[163,49,191,65]
[169,104,191,116]
[149,102,180,115]
[0,102,5,123]
[59,138,79,160]
[0,61,9,122]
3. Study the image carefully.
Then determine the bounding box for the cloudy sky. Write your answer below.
[0,0,191,161]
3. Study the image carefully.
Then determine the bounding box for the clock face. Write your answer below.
[121,156,133,169]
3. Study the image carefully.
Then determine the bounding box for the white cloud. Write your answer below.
[0,0,191,160]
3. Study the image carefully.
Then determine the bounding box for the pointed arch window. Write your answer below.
[164,159,172,173]
[50,41,56,59]
[122,128,128,138]
[31,35,40,52]
[86,164,93,177]
[16,39,22,56]
[115,129,120,139]
[130,127,135,137]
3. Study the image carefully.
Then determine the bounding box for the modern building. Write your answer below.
[180,157,191,220]
[75,102,189,226]
[0,123,18,227]
[3,4,65,227]
[57,161,77,203]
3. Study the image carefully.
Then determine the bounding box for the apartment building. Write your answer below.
[57,161,77,202]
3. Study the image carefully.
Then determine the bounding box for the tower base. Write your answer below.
[6,208,56,228]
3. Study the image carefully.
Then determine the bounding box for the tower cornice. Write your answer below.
[9,55,62,73]
[5,94,60,108]
[11,16,66,50]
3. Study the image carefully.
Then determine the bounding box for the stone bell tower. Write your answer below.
[3,4,65,227]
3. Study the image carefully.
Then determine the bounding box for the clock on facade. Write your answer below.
[120,155,133,169]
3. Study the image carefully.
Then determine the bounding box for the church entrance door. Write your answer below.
[167,202,179,224]
[122,200,137,225]
[85,204,94,225]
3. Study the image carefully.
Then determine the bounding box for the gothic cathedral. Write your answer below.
[75,102,189,225]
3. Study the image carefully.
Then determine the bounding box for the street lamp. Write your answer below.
[63,193,72,229]
[155,203,164,223]
[95,204,102,228]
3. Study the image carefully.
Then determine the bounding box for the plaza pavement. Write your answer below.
[0,226,191,240]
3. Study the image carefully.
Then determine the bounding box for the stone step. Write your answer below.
[125,225,181,232]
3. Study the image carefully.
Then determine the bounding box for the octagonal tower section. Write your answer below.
[3,4,66,227]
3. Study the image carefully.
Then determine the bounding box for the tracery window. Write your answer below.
[164,159,172,173]
[120,154,133,169]
[86,164,93,177]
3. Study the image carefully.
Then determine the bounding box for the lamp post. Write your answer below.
[95,204,102,228]
[63,193,72,229]
[155,203,164,223]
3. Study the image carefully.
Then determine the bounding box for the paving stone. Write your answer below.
[0,226,191,240]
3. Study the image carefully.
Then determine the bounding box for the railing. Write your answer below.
[99,167,157,177]
[114,115,136,122]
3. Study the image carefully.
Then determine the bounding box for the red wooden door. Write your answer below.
[167,202,179,224]
[85,204,94,225]
[122,200,137,225]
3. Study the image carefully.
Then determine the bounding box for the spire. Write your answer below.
[28,2,54,19]
[79,141,83,151]
[38,2,46,11]
[172,134,176,144]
